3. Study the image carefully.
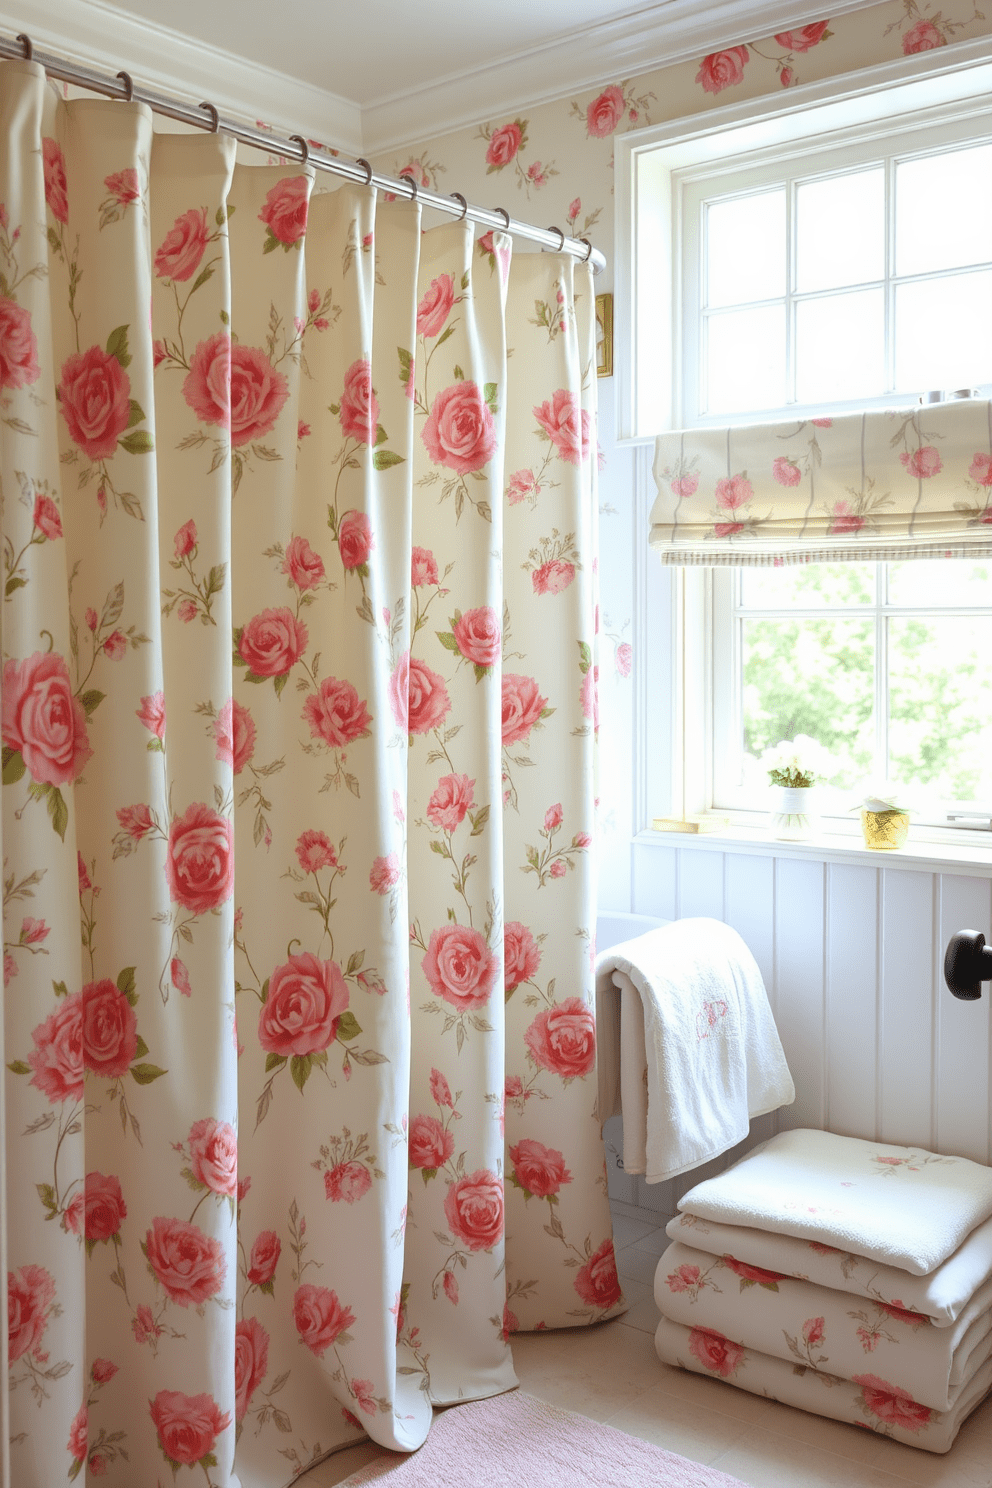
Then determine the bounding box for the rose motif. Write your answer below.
[145,1216,226,1306]
[430,1067,453,1107]
[504,921,541,992]
[581,664,599,727]
[212,698,256,774]
[533,389,590,465]
[422,382,497,475]
[687,1326,745,1377]
[452,606,501,666]
[666,1264,701,1293]
[325,1161,373,1203]
[188,1118,238,1196]
[443,1169,504,1251]
[510,1139,572,1198]
[828,500,865,536]
[903,20,945,53]
[258,175,310,244]
[154,207,209,280]
[183,335,288,447]
[852,1374,934,1432]
[149,1389,231,1465]
[422,924,498,1012]
[586,85,625,138]
[0,296,41,390]
[137,691,167,738]
[411,546,439,586]
[772,456,801,487]
[716,474,753,511]
[721,1254,787,1285]
[68,1404,87,1462]
[507,469,538,504]
[238,607,308,677]
[417,274,455,338]
[293,1284,356,1356]
[969,453,992,486]
[28,991,84,1103]
[574,1238,622,1309]
[409,1113,454,1170]
[501,673,547,746]
[296,830,338,873]
[82,980,138,1079]
[695,47,749,95]
[615,642,632,678]
[774,24,830,51]
[671,474,699,498]
[486,123,522,167]
[234,1317,269,1420]
[339,358,380,444]
[802,1316,825,1347]
[183,330,230,429]
[338,510,374,570]
[32,496,62,544]
[282,534,325,590]
[91,1359,118,1384]
[174,519,197,559]
[427,773,475,832]
[65,1171,126,1242]
[258,952,349,1056]
[369,853,400,893]
[7,1265,56,1361]
[899,446,942,479]
[407,655,451,734]
[532,559,575,595]
[302,676,373,748]
[42,138,68,223]
[247,1231,281,1286]
[58,345,131,461]
[165,802,234,915]
[525,997,596,1078]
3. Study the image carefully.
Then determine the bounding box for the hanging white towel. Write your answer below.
[595,919,795,1183]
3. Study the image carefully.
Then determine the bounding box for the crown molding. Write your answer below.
[0,0,363,152]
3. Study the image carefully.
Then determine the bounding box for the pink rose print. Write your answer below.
[409,1114,455,1170]
[828,499,865,536]
[452,606,501,666]
[294,1285,356,1356]
[504,921,541,993]
[184,335,289,447]
[903,20,945,54]
[145,1216,226,1306]
[417,274,455,337]
[545,803,563,831]
[574,1239,622,1309]
[302,676,373,748]
[774,23,830,51]
[716,474,753,512]
[422,381,497,475]
[969,452,992,486]
[7,1265,56,1361]
[298,419,311,440]
[213,698,256,774]
[132,1303,163,1345]
[154,207,209,280]
[42,138,68,223]
[696,47,749,95]
[802,1316,826,1347]
[443,1271,459,1305]
[188,1118,237,1196]
[104,167,140,204]
[258,175,310,245]
[338,510,374,570]
[369,853,400,893]
[28,992,84,1103]
[137,691,166,738]
[238,607,308,677]
[411,546,439,586]
[501,1305,518,1341]
[58,346,131,461]
[853,1374,934,1432]
[550,861,566,879]
[77,853,92,894]
[532,558,575,595]
[247,1231,281,1286]
[165,802,234,914]
[688,1326,745,1378]
[171,957,191,997]
[1,653,92,786]
[772,456,801,487]
[65,1171,127,1242]
[510,1139,572,1198]
[20,916,49,945]
[91,1358,118,1384]
[427,773,475,831]
[82,979,138,1078]
[525,997,596,1078]
[174,519,197,559]
[102,630,126,661]
[722,1254,787,1286]
[486,123,522,167]
[0,296,41,390]
[666,1263,701,1293]
[406,655,451,735]
[899,446,942,478]
[533,389,590,465]
[430,1067,453,1107]
[444,1169,504,1251]
[179,601,196,626]
[501,672,547,746]
[183,330,230,429]
[671,474,699,498]
[68,1403,88,1462]
[615,641,632,678]
[586,85,625,138]
[581,664,599,727]
[422,924,499,1012]
[296,830,338,873]
[507,468,539,505]
[258,952,349,1056]
[149,1389,231,1465]
[234,1317,269,1420]
[282,534,325,590]
[325,1161,373,1204]
[339,358,380,444]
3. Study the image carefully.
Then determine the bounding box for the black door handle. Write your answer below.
[943,930,992,1001]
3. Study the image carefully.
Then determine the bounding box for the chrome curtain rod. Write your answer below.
[1,31,606,274]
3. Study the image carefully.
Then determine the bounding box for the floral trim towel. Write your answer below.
[666,1212,992,1327]
[595,920,794,1182]
[677,1129,992,1275]
[654,1315,992,1453]
[656,1240,992,1411]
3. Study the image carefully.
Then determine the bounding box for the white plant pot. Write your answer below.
[770,786,818,841]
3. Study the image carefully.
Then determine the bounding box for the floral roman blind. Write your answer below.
[650,401,992,565]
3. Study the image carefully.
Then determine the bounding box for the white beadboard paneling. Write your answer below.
[879,869,936,1149]
[632,841,677,920]
[773,857,826,1131]
[724,853,775,994]
[825,863,879,1141]
[677,846,725,920]
[937,875,992,1164]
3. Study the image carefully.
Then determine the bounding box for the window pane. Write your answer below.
[706,190,786,308]
[888,560,992,606]
[889,616,992,802]
[895,271,992,393]
[741,616,875,789]
[896,144,992,277]
[705,304,785,415]
[796,168,884,292]
[741,563,875,608]
[795,288,885,403]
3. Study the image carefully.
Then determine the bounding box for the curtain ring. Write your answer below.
[289,135,310,166]
[199,101,220,133]
[405,174,419,202]
[492,206,510,229]
[16,33,32,60]
[450,192,468,222]
[579,236,594,262]
[116,70,134,102]
[355,158,373,185]
[546,225,565,252]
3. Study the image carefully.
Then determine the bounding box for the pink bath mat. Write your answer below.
[339,1388,749,1486]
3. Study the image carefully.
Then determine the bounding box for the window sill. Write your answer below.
[634,823,992,877]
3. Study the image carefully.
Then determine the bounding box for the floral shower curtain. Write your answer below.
[1,59,617,1488]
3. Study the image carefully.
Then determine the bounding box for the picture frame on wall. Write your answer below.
[595,292,613,378]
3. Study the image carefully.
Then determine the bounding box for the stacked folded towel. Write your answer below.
[654,1128,992,1452]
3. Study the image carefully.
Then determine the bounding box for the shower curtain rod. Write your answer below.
[0,30,607,274]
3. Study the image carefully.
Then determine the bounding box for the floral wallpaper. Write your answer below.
[370,0,992,907]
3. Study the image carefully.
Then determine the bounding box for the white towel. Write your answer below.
[678,1128,992,1276]
[595,919,795,1183]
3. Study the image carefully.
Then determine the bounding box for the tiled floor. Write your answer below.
[303,1207,992,1487]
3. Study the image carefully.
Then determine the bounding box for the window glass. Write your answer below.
[795,168,884,292]
[894,271,992,392]
[895,143,992,277]
[705,304,785,414]
[795,288,885,403]
[888,615,992,801]
[705,190,786,307]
